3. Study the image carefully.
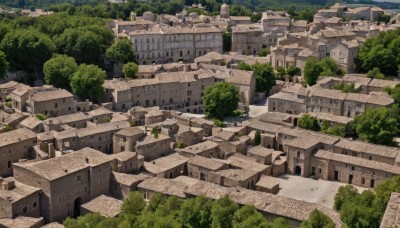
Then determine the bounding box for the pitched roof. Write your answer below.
[211,168,258,182]
[30,89,73,102]
[0,128,36,147]
[188,155,225,170]
[81,195,123,217]
[334,138,399,159]
[137,177,188,198]
[14,148,115,181]
[256,175,279,189]
[144,153,189,174]
[180,141,219,155]
[315,150,400,175]
[380,192,400,228]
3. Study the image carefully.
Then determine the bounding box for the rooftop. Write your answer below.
[81,195,123,217]
[227,154,270,173]
[256,175,279,189]
[380,192,400,228]
[30,89,73,102]
[137,177,188,198]
[315,150,400,175]
[188,155,226,171]
[180,140,219,155]
[211,168,258,182]
[14,148,115,181]
[0,128,36,148]
[144,153,189,174]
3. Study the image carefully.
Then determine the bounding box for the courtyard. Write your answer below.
[276,174,366,208]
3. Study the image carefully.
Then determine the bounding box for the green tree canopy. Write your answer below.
[238,62,276,94]
[304,57,323,86]
[300,209,335,228]
[367,67,385,79]
[357,30,400,76]
[105,37,136,64]
[223,28,232,53]
[298,114,320,131]
[319,57,345,76]
[70,64,105,102]
[43,54,78,88]
[0,51,8,80]
[211,195,239,228]
[1,29,55,72]
[351,107,398,146]
[122,62,138,79]
[232,205,270,228]
[385,84,400,103]
[203,82,239,119]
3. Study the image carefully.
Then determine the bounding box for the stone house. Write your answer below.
[0,128,37,177]
[0,81,19,104]
[103,80,132,112]
[112,151,144,173]
[0,177,41,219]
[231,24,263,56]
[109,172,148,199]
[44,112,89,130]
[226,69,256,105]
[227,154,272,178]
[113,127,146,153]
[331,40,360,73]
[313,150,400,188]
[53,121,130,153]
[178,140,219,158]
[255,175,280,194]
[187,156,227,181]
[175,126,203,147]
[80,195,123,218]
[135,133,172,161]
[208,169,259,190]
[143,153,189,178]
[26,89,77,117]
[12,148,115,223]
[86,108,113,124]
[247,146,273,165]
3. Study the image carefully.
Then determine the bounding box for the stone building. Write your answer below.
[80,195,123,218]
[187,155,227,181]
[135,133,172,161]
[143,153,189,178]
[0,177,41,219]
[11,87,77,117]
[123,23,223,65]
[0,128,37,177]
[12,148,115,223]
[109,172,148,199]
[52,121,131,153]
[112,151,144,173]
[178,140,220,158]
[331,40,360,73]
[113,127,146,153]
[208,169,259,190]
[231,24,263,56]
[312,150,400,188]
[255,175,280,194]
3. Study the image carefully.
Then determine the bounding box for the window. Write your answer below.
[351,166,355,171]
[33,202,36,207]
[77,175,81,182]
[23,207,27,213]
[55,103,58,108]
[369,156,372,161]
[297,151,300,158]
[361,177,365,185]
[7,161,11,168]
[319,168,322,174]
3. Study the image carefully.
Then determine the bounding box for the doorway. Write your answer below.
[334,171,339,181]
[73,197,82,218]
[295,166,301,176]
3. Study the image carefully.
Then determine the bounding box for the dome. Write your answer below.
[221,3,228,9]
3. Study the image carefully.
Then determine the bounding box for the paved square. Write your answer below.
[276,174,366,209]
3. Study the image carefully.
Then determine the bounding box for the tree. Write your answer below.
[43,55,78,88]
[287,66,301,77]
[223,28,232,53]
[276,66,286,80]
[351,107,398,146]
[180,196,213,228]
[385,84,400,103]
[122,62,138,79]
[70,64,105,102]
[254,130,261,145]
[238,62,276,94]
[256,48,270,57]
[334,185,359,211]
[321,121,346,137]
[120,191,146,225]
[203,82,239,119]
[0,51,8,80]
[367,67,385,79]
[1,29,55,72]
[106,37,136,77]
[373,176,400,215]
[298,114,320,131]
[300,209,335,228]
[232,205,269,228]
[319,58,345,76]
[211,195,239,228]
[304,57,323,86]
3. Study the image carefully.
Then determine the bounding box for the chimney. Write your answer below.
[48,143,55,158]
[2,179,15,190]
